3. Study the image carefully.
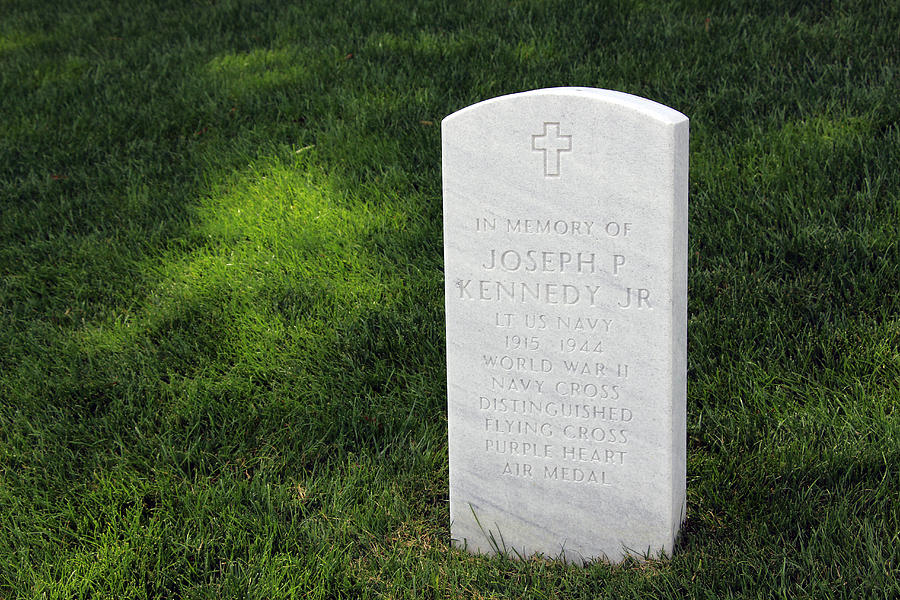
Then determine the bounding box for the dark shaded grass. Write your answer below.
[1,0,898,597]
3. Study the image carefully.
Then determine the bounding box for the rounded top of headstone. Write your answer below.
[443,87,688,128]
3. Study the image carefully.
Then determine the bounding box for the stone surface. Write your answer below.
[442,87,688,563]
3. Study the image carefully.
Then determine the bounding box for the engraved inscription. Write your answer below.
[456,211,650,488]
[532,122,572,177]
[482,249,608,274]
[544,466,609,485]
[618,287,652,309]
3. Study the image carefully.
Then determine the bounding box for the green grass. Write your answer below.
[1,0,898,597]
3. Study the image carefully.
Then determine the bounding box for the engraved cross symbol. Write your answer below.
[532,122,572,177]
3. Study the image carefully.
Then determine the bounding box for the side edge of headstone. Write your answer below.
[671,117,689,548]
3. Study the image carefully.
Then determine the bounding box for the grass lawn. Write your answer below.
[1,0,898,597]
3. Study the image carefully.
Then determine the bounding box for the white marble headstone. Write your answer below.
[442,87,688,563]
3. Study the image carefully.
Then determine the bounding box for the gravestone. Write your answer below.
[442,87,688,563]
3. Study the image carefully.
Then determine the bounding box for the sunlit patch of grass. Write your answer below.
[204,47,320,97]
[0,30,45,56]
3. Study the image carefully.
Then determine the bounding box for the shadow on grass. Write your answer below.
[680,444,900,595]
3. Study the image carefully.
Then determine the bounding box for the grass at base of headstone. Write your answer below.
[1,0,898,597]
